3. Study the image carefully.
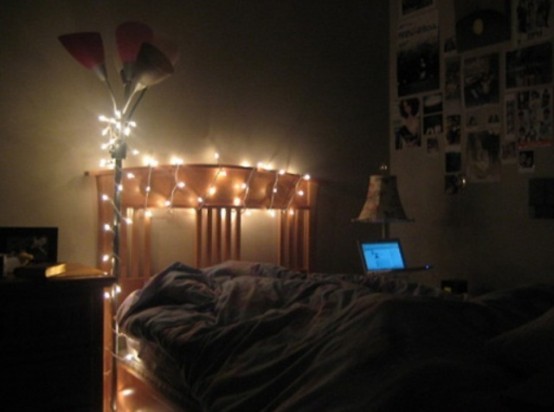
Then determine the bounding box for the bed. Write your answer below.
[92,165,554,410]
[115,260,554,411]
[93,163,319,410]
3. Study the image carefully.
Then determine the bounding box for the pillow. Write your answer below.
[202,260,261,279]
[118,261,203,324]
[486,306,554,374]
[474,284,554,327]
[202,260,292,279]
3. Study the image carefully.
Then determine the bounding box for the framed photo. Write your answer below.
[0,227,58,263]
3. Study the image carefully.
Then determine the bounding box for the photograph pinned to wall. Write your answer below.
[506,41,552,89]
[505,92,517,135]
[423,93,443,114]
[443,35,457,55]
[501,140,518,164]
[394,97,422,149]
[463,53,500,108]
[422,93,443,136]
[423,113,443,135]
[445,114,462,147]
[465,106,501,130]
[441,0,458,57]
[518,149,536,172]
[400,0,435,17]
[466,130,502,182]
[397,9,439,97]
[426,136,440,154]
[445,151,462,174]
[445,57,462,110]
[513,0,553,44]
[505,88,553,148]
[454,0,511,53]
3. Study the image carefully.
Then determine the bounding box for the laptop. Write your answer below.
[358,239,432,274]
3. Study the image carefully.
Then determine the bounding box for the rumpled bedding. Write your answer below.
[117,261,554,411]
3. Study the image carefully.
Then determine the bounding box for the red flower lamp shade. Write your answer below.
[124,42,175,105]
[116,21,154,83]
[151,34,179,67]
[58,32,108,82]
[59,23,177,116]
[134,43,174,87]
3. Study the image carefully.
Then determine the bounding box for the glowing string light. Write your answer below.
[286,174,305,210]
[142,157,157,213]
[97,144,315,263]
[166,161,187,208]
[101,193,133,225]
[241,167,256,208]
[268,169,280,211]
[204,165,226,201]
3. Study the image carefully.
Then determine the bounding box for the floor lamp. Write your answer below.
[59,22,177,411]
[352,174,412,238]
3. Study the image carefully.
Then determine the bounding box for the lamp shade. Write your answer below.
[124,42,175,104]
[116,21,154,83]
[354,175,410,223]
[58,32,108,81]
[116,21,154,63]
[151,34,180,67]
[134,42,175,87]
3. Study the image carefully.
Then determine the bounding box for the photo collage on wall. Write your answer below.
[393,0,554,192]
[394,4,439,150]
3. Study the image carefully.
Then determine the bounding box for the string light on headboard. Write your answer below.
[286,174,306,210]
[165,158,186,208]
[241,168,256,207]
[268,169,283,211]
[93,130,316,271]
[94,161,314,232]
[101,194,133,225]
[142,159,157,217]
[93,162,317,304]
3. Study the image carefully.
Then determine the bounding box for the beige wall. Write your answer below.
[390,1,554,291]
[0,1,390,273]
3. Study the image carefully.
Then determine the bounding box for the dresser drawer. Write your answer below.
[0,275,114,411]
[0,293,94,359]
[3,350,99,411]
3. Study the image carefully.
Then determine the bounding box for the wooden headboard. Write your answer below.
[92,163,317,296]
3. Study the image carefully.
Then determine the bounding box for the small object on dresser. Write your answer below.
[13,262,107,279]
[441,279,468,295]
[13,262,67,279]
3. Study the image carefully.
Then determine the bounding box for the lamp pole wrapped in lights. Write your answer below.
[59,22,177,411]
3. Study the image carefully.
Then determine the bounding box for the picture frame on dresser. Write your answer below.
[0,227,58,275]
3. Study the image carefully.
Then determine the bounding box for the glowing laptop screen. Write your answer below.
[359,240,406,272]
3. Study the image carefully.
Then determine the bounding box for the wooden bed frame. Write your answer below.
[92,163,318,411]
[114,360,186,411]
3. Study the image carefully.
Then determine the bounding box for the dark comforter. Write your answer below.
[118,261,554,411]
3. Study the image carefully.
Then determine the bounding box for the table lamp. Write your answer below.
[353,173,412,238]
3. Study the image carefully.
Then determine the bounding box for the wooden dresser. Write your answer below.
[0,275,114,411]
